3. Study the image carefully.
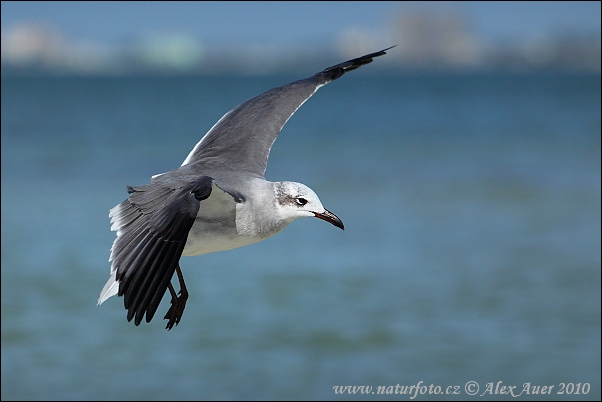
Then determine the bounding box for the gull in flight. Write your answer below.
[99,46,394,329]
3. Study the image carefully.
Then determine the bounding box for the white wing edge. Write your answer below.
[98,271,118,305]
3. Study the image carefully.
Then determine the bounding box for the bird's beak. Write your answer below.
[314,209,344,230]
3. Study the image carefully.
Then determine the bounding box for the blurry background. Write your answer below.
[1,1,600,400]
[2,1,601,74]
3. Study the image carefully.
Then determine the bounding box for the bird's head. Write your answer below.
[274,181,344,230]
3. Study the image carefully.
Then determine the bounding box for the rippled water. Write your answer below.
[1,73,600,400]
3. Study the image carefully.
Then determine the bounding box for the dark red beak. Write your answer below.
[314,209,344,230]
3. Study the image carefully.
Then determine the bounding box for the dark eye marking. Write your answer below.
[295,197,308,206]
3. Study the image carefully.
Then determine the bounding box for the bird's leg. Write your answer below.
[164,264,188,330]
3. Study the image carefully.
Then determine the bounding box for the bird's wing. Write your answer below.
[106,176,213,325]
[181,46,395,177]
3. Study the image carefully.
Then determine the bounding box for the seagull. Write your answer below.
[98,46,394,330]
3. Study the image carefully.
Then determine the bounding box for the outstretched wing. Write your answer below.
[105,176,213,325]
[181,46,395,177]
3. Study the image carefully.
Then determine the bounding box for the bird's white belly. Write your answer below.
[182,221,264,256]
[181,182,280,256]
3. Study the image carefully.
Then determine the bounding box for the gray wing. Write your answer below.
[109,176,212,325]
[182,46,395,177]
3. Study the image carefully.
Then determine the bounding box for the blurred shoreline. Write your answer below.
[2,9,600,76]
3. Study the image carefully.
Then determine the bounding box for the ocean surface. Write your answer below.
[1,72,600,400]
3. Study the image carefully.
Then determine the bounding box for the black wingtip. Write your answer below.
[355,45,397,62]
[319,45,396,81]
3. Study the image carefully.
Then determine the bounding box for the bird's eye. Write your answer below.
[296,197,308,206]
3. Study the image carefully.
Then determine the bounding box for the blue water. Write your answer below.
[1,73,600,400]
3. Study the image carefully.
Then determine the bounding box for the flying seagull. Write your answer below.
[99,46,394,329]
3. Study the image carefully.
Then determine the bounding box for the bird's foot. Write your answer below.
[164,285,188,330]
